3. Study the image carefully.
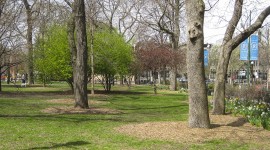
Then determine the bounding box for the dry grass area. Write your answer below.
[47,98,109,105]
[42,97,121,115]
[42,106,121,115]
[115,115,270,145]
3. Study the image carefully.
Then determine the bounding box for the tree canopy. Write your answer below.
[34,24,72,85]
[93,28,133,91]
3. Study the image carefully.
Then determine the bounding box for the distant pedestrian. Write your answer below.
[21,74,26,87]
[22,74,25,83]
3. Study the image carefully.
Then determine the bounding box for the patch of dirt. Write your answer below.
[43,96,119,115]
[41,106,122,115]
[47,97,109,105]
[115,115,270,144]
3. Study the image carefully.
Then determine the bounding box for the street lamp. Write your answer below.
[251,61,254,84]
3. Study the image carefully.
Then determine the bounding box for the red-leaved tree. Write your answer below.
[135,40,185,92]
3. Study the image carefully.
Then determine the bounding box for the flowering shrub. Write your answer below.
[226,98,270,130]
[225,84,270,102]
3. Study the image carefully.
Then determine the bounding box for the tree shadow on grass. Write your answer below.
[0,89,148,97]
[26,141,90,150]
[211,117,248,128]
[116,105,185,111]
[0,113,137,123]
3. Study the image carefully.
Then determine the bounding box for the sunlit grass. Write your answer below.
[0,82,267,149]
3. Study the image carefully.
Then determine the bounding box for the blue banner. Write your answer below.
[250,35,258,60]
[240,35,259,60]
[240,39,248,60]
[204,49,208,66]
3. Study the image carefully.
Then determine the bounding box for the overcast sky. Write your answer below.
[204,0,270,44]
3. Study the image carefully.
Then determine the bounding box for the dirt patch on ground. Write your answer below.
[43,95,120,115]
[115,115,270,144]
[42,106,122,115]
[47,97,109,105]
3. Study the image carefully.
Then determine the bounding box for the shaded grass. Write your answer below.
[0,82,267,149]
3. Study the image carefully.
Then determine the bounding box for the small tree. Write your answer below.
[34,25,73,87]
[94,28,132,92]
[135,41,172,94]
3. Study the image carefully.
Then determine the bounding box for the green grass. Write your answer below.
[0,82,267,149]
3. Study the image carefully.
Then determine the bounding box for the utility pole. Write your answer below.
[90,23,94,95]
[247,11,251,86]
[267,28,270,90]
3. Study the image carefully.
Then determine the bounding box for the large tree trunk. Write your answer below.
[73,0,89,108]
[23,0,34,85]
[186,0,210,128]
[212,1,270,115]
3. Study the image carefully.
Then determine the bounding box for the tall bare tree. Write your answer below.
[140,0,184,90]
[22,0,35,84]
[0,0,24,91]
[185,0,210,128]
[67,0,89,108]
[212,1,270,114]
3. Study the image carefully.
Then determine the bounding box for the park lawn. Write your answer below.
[0,83,267,150]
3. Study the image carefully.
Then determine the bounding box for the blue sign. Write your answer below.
[250,35,258,60]
[240,39,248,60]
[204,49,208,66]
[240,35,259,60]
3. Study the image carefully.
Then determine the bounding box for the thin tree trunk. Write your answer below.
[67,4,76,92]
[186,0,210,128]
[169,69,176,90]
[212,46,230,114]
[169,0,180,91]
[0,68,2,92]
[23,0,34,85]
[163,67,166,84]
[7,67,10,84]
[90,23,95,94]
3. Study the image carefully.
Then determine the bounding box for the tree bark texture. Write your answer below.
[23,0,34,85]
[73,0,89,108]
[0,0,5,18]
[185,0,210,128]
[213,1,270,114]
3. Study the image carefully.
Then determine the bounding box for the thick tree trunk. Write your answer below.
[73,0,89,108]
[186,0,210,128]
[23,0,34,85]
